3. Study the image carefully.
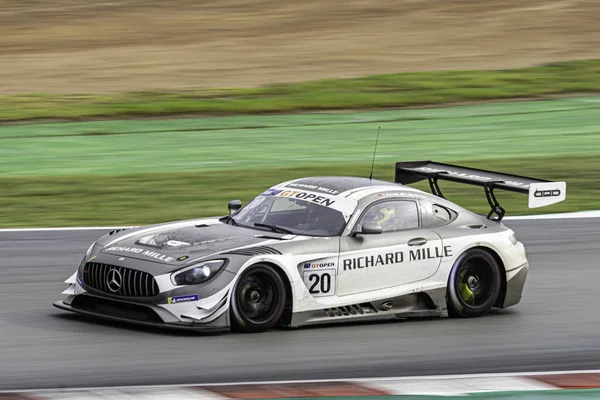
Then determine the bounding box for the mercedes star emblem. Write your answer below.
[107,268,122,292]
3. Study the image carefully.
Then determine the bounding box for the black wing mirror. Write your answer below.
[351,222,382,237]
[362,223,383,234]
[228,200,242,215]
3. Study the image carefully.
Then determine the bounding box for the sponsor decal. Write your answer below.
[415,166,528,188]
[77,275,84,285]
[104,246,175,263]
[528,181,566,208]
[141,250,174,263]
[105,246,144,254]
[534,189,561,198]
[408,245,452,261]
[279,190,336,207]
[285,182,341,195]
[303,261,336,269]
[261,188,336,207]
[342,246,452,271]
[176,255,189,261]
[378,192,426,199]
[167,294,199,304]
[260,188,284,197]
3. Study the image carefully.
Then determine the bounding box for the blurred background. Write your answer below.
[1,0,600,396]
[0,0,599,227]
[2,0,599,93]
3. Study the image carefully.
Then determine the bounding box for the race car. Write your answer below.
[53,161,566,333]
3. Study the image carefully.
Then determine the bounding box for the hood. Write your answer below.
[99,220,288,267]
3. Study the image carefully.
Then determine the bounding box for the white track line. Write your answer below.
[0,210,598,232]
[2,368,600,394]
[0,226,129,232]
[503,210,600,220]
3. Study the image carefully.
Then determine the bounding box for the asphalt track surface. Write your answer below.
[1,217,599,391]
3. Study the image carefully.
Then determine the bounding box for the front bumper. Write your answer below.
[53,294,230,333]
[55,259,237,333]
[502,261,529,308]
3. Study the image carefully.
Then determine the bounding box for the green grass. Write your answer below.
[1,97,599,177]
[1,59,600,122]
[1,94,598,227]
[0,156,597,228]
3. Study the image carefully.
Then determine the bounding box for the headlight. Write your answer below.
[171,260,226,286]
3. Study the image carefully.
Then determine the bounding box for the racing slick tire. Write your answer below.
[447,248,502,318]
[230,264,287,333]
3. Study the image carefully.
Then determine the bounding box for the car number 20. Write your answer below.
[303,269,336,297]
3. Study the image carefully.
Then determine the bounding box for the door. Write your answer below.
[336,199,446,296]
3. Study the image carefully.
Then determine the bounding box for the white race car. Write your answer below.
[54,161,566,333]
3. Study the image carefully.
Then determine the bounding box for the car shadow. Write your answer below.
[50,306,520,336]
[50,312,225,337]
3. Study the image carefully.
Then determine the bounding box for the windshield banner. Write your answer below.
[260,187,358,220]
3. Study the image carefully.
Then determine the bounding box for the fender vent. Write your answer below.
[224,246,282,256]
[465,224,487,229]
[108,228,129,235]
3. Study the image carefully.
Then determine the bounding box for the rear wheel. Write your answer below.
[230,264,287,333]
[447,248,501,318]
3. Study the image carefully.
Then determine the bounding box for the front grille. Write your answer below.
[82,262,159,297]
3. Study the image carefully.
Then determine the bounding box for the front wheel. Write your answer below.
[447,248,502,318]
[230,264,287,333]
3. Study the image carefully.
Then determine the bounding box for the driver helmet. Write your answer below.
[371,204,396,227]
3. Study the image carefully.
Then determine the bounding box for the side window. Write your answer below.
[359,200,419,232]
[420,201,457,228]
[432,204,452,222]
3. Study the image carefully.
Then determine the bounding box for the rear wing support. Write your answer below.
[395,161,566,221]
[484,184,505,221]
[427,175,446,199]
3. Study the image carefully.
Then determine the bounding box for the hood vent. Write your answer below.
[224,246,282,256]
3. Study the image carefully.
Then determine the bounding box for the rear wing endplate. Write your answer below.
[395,161,566,221]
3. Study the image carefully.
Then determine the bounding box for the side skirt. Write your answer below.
[287,287,448,328]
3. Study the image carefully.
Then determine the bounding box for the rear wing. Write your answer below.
[394,161,566,221]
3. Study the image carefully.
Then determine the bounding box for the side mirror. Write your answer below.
[362,223,383,235]
[351,222,382,236]
[228,200,242,215]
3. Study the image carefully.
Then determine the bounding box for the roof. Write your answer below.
[282,176,401,197]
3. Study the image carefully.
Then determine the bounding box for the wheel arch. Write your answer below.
[246,261,294,326]
[445,244,506,317]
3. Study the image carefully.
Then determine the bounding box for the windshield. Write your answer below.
[231,187,357,236]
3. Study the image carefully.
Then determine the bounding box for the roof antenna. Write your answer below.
[369,126,381,181]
